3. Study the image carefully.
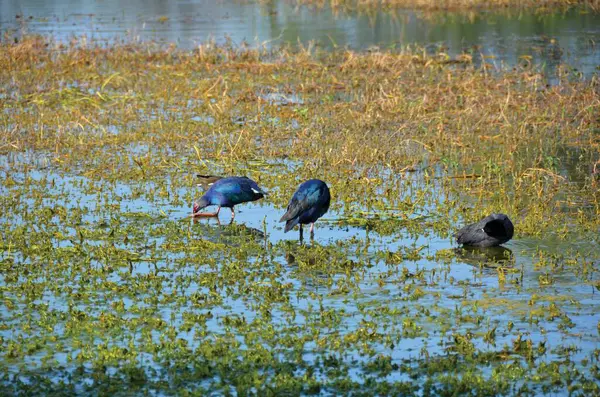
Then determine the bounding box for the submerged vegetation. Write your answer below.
[0,35,599,394]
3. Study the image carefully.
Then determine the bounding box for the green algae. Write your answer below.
[0,36,599,395]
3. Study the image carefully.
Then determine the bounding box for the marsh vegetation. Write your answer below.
[0,16,599,395]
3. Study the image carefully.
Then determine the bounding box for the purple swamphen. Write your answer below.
[280,179,331,240]
[192,176,266,220]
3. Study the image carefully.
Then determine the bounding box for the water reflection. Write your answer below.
[1,0,599,77]
[454,245,515,268]
[191,216,265,243]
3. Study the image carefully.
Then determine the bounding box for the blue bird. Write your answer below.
[192,176,266,220]
[280,179,330,240]
[456,213,514,247]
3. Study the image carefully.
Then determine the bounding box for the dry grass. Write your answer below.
[293,0,600,11]
[1,36,599,236]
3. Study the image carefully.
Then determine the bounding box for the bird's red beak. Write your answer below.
[193,203,200,213]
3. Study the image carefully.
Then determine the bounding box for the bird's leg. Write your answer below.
[299,225,303,242]
[231,207,235,221]
[309,223,315,239]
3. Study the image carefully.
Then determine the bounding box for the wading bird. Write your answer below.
[192,176,266,220]
[280,179,330,240]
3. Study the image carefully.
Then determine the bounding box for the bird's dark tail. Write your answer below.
[283,217,300,233]
[196,175,222,189]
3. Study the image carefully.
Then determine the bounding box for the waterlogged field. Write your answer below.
[1,36,600,395]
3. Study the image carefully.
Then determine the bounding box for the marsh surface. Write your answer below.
[0,7,599,396]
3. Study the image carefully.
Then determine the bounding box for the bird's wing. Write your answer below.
[280,187,319,222]
[455,226,468,244]
[456,224,486,245]
[211,182,246,202]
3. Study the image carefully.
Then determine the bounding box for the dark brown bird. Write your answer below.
[456,213,514,247]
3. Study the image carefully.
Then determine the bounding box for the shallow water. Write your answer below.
[2,0,600,77]
[1,149,599,393]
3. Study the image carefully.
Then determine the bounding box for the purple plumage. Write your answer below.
[192,176,265,219]
[280,179,330,239]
